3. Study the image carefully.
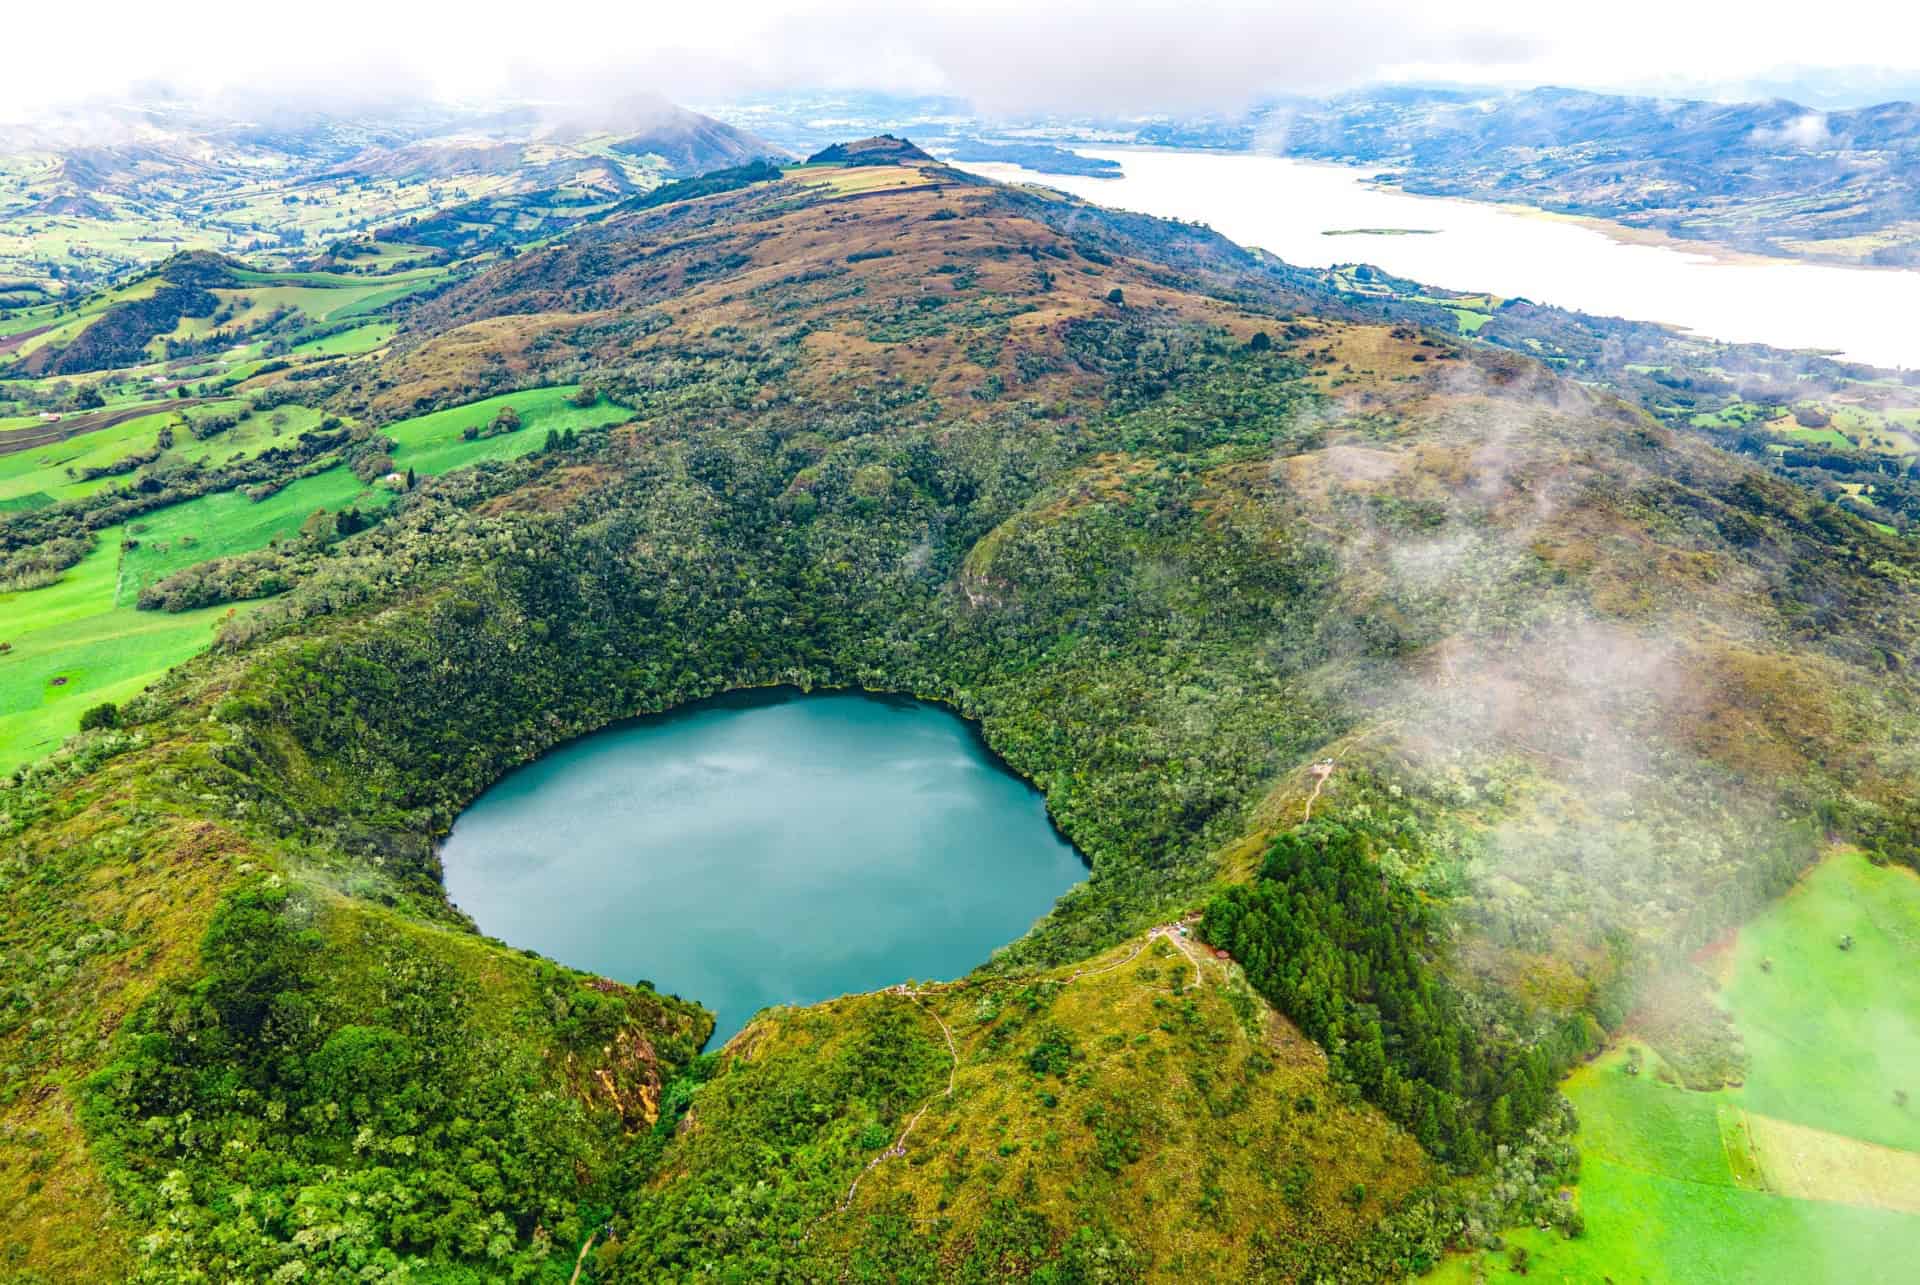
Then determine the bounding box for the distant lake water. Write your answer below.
[957,148,1920,369]
[440,689,1087,1044]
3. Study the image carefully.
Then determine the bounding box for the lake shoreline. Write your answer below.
[957,147,1920,367]
[1057,144,1914,276]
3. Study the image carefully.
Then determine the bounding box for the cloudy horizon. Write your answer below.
[9,0,1920,125]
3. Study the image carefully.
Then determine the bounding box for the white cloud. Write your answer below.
[1751,113,1832,148]
[4,0,1920,120]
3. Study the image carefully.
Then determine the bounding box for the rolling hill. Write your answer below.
[1262,85,1920,264]
[0,95,780,298]
[606,99,786,174]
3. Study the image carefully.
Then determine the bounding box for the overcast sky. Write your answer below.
[8,0,1920,120]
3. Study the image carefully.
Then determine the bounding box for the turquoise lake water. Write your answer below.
[440,688,1088,1044]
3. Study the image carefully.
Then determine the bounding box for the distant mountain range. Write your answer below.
[1255,86,1920,265]
[702,85,1920,267]
[0,95,786,296]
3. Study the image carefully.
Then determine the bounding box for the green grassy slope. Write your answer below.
[1724,856,1920,1152]
[0,388,620,770]
[383,386,628,474]
[1432,850,1920,1283]
[0,399,325,509]
[0,533,241,769]
[116,469,393,606]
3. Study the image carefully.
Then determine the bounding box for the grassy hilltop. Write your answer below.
[2,143,1920,1281]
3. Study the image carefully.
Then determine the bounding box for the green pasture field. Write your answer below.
[1723,854,1920,1152]
[0,533,242,773]
[382,385,627,475]
[0,409,188,506]
[105,385,624,603]
[116,466,394,606]
[1439,1147,1920,1284]
[0,386,620,770]
[1690,402,1768,429]
[290,322,397,357]
[1778,425,1854,448]
[329,241,439,271]
[1429,849,1920,1283]
[0,400,329,508]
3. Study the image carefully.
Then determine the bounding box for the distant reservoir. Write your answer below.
[440,689,1087,1044]
[957,147,1920,369]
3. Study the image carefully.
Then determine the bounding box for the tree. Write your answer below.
[1248,330,1273,352]
[1488,1094,1513,1139]
[493,405,521,432]
[176,385,189,400]
[75,384,105,410]
[300,508,336,544]
[405,468,417,490]
[78,701,119,731]
[1106,287,1125,305]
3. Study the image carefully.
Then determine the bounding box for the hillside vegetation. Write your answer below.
[2,144,1919,1281]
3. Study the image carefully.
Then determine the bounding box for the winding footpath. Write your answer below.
[1302,759,1337,823]
[837,920,1208,1211]
[831,760,1335,1213]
